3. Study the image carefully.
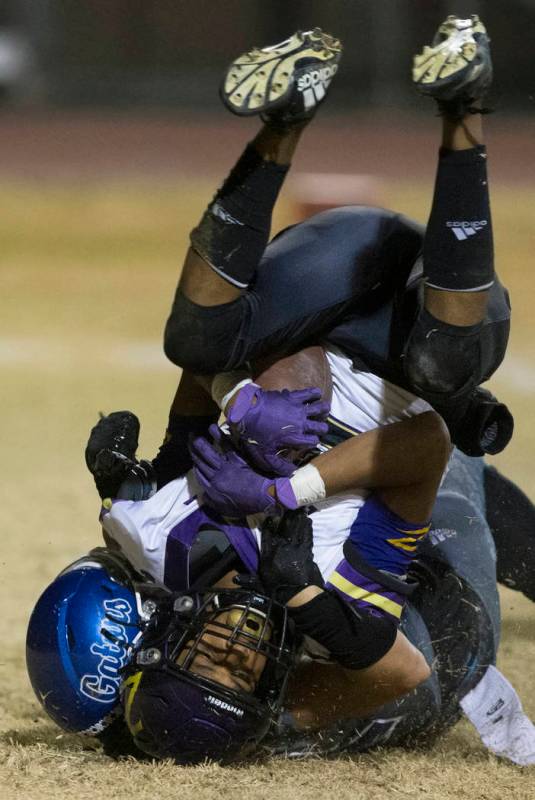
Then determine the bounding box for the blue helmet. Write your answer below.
[26,548,150,735]
[122,587,296,763]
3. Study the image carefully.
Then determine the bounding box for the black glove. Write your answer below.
[85,411,155,500]
[92,450,156,501]
[85,411,140,472]
[258,509,324,604]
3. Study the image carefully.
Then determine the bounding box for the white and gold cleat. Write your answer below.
[413,15,492,117]
[220,28,342,124]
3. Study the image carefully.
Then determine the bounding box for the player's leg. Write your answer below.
[427,463,535,765]
[405,16,505,396]
[484,465,535,602]
[424,107,489,325]
[164,30,343,372]
[165,32,426,376]
[415,16,494,323]
[178,121,305,308]
[283,628,431,733]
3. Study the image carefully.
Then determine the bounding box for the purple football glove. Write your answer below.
[227,384,330,476]
[189,425,298,517]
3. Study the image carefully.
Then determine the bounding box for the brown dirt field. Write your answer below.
[1,113,535,798]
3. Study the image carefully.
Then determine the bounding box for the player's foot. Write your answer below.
[220,28,342,126]
[85,410,155,501]
[412,15,492,119]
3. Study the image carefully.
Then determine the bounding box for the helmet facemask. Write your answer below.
[122,588,296,763]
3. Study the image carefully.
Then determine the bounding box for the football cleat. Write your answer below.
[413,15,492,119]
[220,28,342,126]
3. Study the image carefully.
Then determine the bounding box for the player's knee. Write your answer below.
[409,651,432,690]
[163,291,237,374]
[404,337,475,397]
[404,313,482,398]
[394,649,431,696]
[164,316,203,371]
[164,322,227,374]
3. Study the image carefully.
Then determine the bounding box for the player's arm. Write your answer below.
[284,632,429,731]
[256,510,430,724]
[85,370,219,501]
[150,370,220,488]
[189,408,450,524]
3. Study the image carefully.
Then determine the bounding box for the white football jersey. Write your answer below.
[324,344,432,440]
[101,345,432,586]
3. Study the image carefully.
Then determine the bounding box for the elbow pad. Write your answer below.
[289,590,397,670]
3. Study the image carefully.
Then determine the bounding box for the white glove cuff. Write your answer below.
[211,371,254,412]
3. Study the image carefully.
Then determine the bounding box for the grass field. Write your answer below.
[2,177,535,799]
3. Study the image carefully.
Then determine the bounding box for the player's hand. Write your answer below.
[227,384,329,476]
[258,509,324,604]
[189,425,298,517]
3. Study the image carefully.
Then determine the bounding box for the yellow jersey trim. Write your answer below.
[328,571,403,619]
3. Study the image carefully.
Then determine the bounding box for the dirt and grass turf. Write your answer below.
[2,172,535,799]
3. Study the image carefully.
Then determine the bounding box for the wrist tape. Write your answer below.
[288,463,326,507]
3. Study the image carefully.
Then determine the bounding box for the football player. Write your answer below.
[103,370,535,766]
[26,16,527,764]
[26,405,535,766]
[264,446,535,766]
[28,347,451,763]
[162,17,512,461]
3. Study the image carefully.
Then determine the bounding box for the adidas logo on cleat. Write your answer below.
[297,63,338,110]
[447,219,487,241]
[220,28,342,120]
[297,63,338,91]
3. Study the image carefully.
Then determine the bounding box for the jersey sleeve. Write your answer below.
[100,474,200,585]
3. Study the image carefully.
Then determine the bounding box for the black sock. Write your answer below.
[190,144,289,288]
[424,146,494,291]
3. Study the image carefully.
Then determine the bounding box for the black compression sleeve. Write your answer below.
[484,465,535,602]
[151,413,218,488]
[289,590,397,670]
[190,144,289,288]
[424,146,494,291]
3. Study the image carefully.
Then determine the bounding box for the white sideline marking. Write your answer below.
[0,337,169,371]
[1,337,534,394]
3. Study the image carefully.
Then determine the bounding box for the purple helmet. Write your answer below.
[122,587,296,763]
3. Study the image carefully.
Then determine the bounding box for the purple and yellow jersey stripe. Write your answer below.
[347,495,431,576]
[386,525,430,553]
[326,557,406,622]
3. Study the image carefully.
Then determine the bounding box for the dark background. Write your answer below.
[2,0,534,112]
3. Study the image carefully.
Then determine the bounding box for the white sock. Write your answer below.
[460,665,535,766]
